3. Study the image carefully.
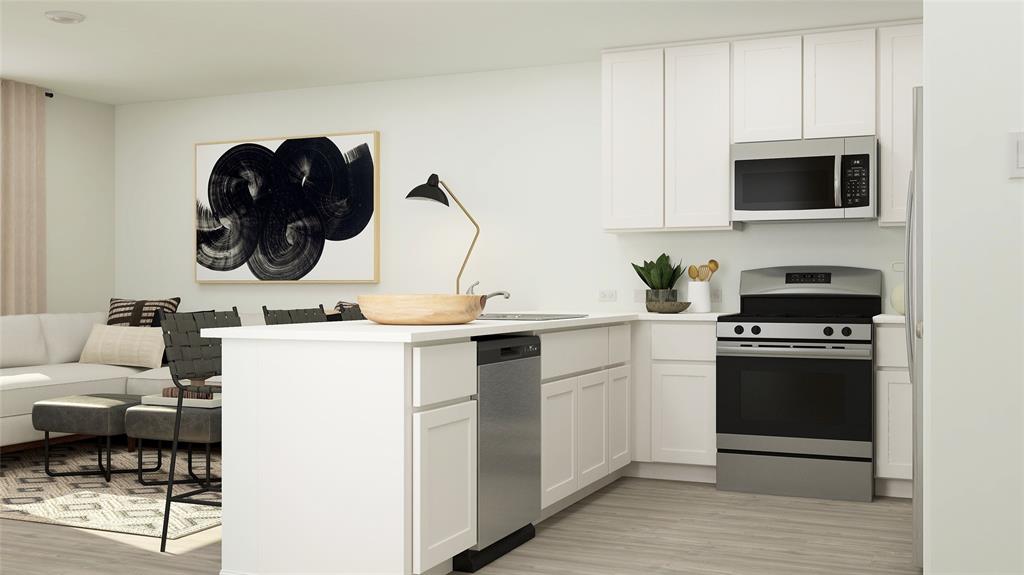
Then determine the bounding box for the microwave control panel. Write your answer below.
[841,154,870,208]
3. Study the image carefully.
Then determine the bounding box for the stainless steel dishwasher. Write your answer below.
[453,335,541,573]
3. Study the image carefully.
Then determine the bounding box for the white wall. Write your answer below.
[924,1,1024,572]
[45,93,115,312]
[114,62,904,315]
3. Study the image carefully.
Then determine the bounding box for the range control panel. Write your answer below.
[785,272,832,284]
[841,154,871,208]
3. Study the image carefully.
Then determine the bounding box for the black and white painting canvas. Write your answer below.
[194,131,379,283]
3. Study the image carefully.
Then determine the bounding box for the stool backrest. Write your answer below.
[159,309,241,387]
[262,305,327,325]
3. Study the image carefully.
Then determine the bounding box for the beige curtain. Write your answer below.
[0,79,47,315]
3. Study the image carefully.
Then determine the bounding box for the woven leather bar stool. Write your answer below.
[156,308,239,552]
[261,304,328,325]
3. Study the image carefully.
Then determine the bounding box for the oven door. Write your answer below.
[732,138,845,222]
[716,345,872,444]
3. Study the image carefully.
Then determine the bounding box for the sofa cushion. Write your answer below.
[0,363,142,417]
[126,366,222,396]
[0,315,48,368]
[39,312,106,364]
[32,393,142,436]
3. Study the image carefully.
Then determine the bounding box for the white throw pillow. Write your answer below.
[79,324,165,369]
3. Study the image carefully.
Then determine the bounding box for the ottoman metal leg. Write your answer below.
[43,432,140,482]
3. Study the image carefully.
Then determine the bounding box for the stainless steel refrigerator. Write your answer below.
[906,85,924,569]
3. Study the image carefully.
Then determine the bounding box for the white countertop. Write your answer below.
[204,312,639,344]
[873,314,906,324]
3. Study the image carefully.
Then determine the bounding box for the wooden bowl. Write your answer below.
[358,294,488,325]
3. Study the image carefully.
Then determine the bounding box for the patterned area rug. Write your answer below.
[1,442,221,539]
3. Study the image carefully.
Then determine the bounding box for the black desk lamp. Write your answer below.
[407,174,479,294]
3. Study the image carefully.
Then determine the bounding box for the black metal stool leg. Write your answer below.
[160,393,185,552]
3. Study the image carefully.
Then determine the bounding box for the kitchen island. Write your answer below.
[205,313,638,575]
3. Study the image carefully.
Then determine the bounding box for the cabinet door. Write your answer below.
[875,369,914,480]
[665,43,731,228]
[803,29,876,138]
[602,49,664,229]
[541,377,578,508]
[732,36,803,142]
[607,365,632,472]
[878,24,922,226]
[651,363,716,465]
[577,371,610,488]
[413,401,477,574]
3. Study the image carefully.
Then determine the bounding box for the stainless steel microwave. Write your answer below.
[731,136,877,222]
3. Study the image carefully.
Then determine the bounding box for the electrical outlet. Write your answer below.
[710,287,722,305]
[598,289,618,303]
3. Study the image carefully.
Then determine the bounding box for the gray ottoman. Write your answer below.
[125,405,221,486]
[32,393,155,481]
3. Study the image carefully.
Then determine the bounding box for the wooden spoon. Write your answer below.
[707,259,719,281]
[698,265,710,281]
[688,265,699,281]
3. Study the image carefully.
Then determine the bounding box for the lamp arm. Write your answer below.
[439,180,479,295]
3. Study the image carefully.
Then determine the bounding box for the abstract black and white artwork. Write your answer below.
[194,131,379,283]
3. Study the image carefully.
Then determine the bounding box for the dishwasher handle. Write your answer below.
[476,335,541,365]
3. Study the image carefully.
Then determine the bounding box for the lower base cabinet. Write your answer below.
[875,368,913,479]
[541,366,631,509]
[413,401,477,574]
[651,362,716,465]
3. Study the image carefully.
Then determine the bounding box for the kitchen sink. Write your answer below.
[478,313,588,321]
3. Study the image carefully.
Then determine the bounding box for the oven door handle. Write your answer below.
[717,344,872,361]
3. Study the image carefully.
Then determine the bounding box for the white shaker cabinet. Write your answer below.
[608,365,632,472]
[602,49,665,229]
[651,362,717,465]
[541,377,578,508]
[803,29,876,138]
[664,43,732,229]
[577,371,610,488]
[412,401,477,574]
[875,368,914,480]
[878,24,923,226]
[732,36,803,142]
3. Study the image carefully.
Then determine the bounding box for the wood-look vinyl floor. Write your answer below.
[0,478,915,575]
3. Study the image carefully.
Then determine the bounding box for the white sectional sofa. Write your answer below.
[0,312,178,447]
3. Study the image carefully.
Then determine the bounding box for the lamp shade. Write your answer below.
[405,173,449,206]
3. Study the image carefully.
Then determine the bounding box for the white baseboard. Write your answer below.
[623,461,716,484]
[875,477,913,498]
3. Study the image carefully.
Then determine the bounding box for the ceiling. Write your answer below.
[1,0,922,105]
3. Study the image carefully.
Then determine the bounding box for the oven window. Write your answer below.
[740,370,846,426]
[735,156,837,211]
[717,356,871,441]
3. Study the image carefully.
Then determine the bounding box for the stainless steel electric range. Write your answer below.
[715,266,882,502]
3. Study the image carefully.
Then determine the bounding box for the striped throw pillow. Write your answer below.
[107,297,181,327]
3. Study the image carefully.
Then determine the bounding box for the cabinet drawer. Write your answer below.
[651,323,716,362]
[541,328,609,380]
[413,342,477,407]
[875,325,908,368]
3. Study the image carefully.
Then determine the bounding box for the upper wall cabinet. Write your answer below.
[803,29,877,139]
[878,24,923,226]
[732,36,803,143]
[665,43,732,228]
[602,49,664,229]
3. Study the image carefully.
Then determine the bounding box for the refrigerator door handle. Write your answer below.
[904,170,916,375]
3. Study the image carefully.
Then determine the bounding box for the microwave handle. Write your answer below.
[834,155,842,208]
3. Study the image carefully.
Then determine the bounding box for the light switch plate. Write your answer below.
[1010,132,1024,179]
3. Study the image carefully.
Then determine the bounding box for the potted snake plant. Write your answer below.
[632,254,684,312]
